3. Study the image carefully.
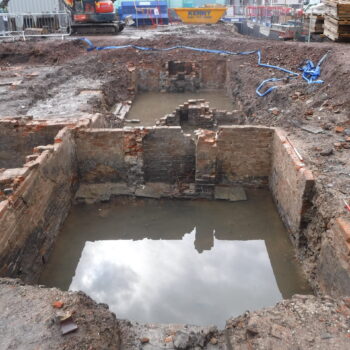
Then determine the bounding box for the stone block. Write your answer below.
[214,185,247,202]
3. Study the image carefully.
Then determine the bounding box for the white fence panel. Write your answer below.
[8,0,64,14]
[0,0,70,39]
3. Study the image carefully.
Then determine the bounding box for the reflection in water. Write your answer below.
[71,232,278,327]
[40,191,312,327]
[127,91,235,126]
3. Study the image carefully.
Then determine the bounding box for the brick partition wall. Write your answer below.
[136,59,228,93]
[75,127,196,202]
[216,126,274,185]
[270,129,315,238]
[75,129,127,184]
[0,128,78,282]
[0,120,64,169]
[143,127,195,183]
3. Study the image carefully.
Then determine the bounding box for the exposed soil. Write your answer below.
[1,278,350,350]
[0,278,120,350]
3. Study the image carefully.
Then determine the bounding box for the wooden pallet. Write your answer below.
[324,0,350,19]
[324,27,350,40]
[326,14,350,25]
[303,14,324,34]
[324,0,350,40]
[325,16,350,33]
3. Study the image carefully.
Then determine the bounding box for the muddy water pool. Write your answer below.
[40,190,311,327]
[127,90,235,126]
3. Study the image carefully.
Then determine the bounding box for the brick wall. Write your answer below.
[200,60,227,90]
[216,126,274,185]
[317,217,350,296]
[270,129,315,237]
[143,127,195,183]
[75,129,127,184]
[0,120,63,169]
[0,128,77,282]
[136,59,228,93]
[75,127,195,187]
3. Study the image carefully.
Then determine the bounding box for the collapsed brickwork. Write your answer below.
[158,99,242,128]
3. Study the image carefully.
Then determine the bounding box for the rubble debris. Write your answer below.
[0,279,120,349]
[3,188,13,195]
[173,331,191,349]
[52,301,64,309]
[301,125,324,134]
[60,314,78,336]
[320,148,334,156]
[335,126,345,133]
[159,99,241,128]
[268,107,280,116]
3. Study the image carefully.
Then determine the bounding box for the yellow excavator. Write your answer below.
[0,0,125,35]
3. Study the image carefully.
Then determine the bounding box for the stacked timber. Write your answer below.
[324,0,350,41]
[304,14,324,34]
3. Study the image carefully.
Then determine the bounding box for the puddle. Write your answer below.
[127,90,234,126]
[40,190,312,327]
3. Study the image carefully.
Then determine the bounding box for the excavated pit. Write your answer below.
[0,33,350,348]
[0,121,320,303]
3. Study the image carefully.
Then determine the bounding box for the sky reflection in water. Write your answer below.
[70,230,280,327]
[40,194,311,327]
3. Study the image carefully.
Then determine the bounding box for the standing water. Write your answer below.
[127,90,234,126]
[40,190,311,327]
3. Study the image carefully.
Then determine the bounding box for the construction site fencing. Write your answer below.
[0,11,71,40]
[245,5,304,25]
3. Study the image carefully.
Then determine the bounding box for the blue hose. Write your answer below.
[80,38,325,97]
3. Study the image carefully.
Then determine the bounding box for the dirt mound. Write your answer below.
[0,278,120,350]
[0,39,86,65]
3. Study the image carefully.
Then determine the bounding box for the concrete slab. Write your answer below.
[214,185,247,202]
[135,182,175,198]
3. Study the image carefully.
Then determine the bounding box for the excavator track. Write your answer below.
[71,22,124,35]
